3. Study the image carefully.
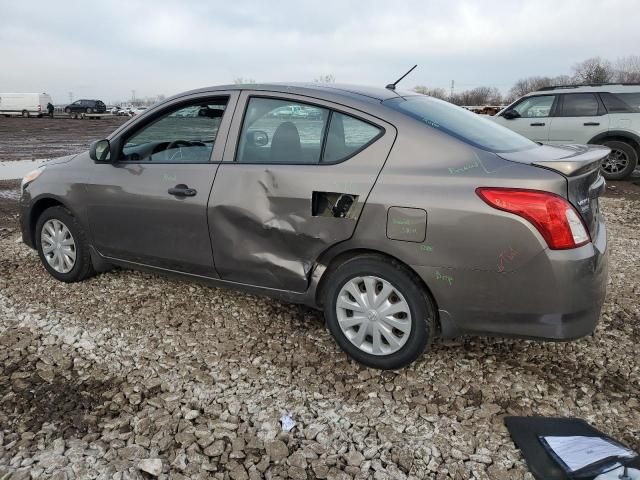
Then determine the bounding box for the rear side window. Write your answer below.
[237,98,329,164]
[323,112,381,163]
[560,94,600,116]
[387,96,537,153]
[601,92,640,113]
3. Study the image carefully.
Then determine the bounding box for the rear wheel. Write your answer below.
[22,110,29,118]
[64,107,71,114]
[35,206,95,282]
[323,254,436,369]
[86,107,93,114]
[599,140,638,180]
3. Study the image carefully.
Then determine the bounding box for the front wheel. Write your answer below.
[323,254,436,369]
[36,206,95,282]
[600,140,638,180]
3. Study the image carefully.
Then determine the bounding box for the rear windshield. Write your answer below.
[387,96,537,153]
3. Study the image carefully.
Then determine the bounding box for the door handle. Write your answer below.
[168,184,197,197]
[530,122,546,126]
[584,122,600,126]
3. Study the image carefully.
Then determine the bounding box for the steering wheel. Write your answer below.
[166,140,193,150]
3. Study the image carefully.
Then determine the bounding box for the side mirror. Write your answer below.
[89,139,111,162]
[246,130,269,147]
[502,109,520,120]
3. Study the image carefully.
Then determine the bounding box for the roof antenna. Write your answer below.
[386,64,417,90]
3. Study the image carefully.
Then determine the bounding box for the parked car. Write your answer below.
[130,106,148,116]
[19,83,608,369]
[492,84,640,180]
[64,99,107,114]
[271,105,308,118]
[0,92,53,117]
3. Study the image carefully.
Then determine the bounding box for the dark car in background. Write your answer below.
[20,83,608,369]
[64,99,107,114]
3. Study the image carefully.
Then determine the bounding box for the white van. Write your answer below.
[0,93,54,117]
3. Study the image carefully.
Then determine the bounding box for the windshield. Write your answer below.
[387,96,537,153]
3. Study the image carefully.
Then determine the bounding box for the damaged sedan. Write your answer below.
[20,83,608,368]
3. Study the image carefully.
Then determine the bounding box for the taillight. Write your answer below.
[476,187,590,250]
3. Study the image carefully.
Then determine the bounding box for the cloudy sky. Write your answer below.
[1,0,638,103]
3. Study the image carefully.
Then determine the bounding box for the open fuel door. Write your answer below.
[208,92,395,292]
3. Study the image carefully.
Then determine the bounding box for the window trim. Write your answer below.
[233,94,385,166]
[557,93,606,117]
[506,94,559,119]
[115,95,231,165]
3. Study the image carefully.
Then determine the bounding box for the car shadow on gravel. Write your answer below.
[0,328,121,440]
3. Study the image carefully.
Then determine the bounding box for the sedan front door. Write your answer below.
[85,92,237,277]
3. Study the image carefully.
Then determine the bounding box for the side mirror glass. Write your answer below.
[89,139,111,162]
[502,109,520,120]
[246,130,269,147]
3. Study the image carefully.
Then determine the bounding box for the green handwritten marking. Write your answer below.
[420,245,433,252]
[402,227,418,234]
[163,174,177,182]
[392,218,411,225]
[435,270,454,286]
[448,161,480,175]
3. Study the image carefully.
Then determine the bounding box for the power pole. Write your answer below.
[68,92,73,103]
[131,90,136,105]
[450,80,454,99]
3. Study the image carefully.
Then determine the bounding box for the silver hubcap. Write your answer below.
[41,219,76,273]
[602,149,629,173]
[336,276,412,356]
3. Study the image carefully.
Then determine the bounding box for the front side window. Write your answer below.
[513,95,556,118]
[237,98,329,164]
[560,94,600,116]
[122,98,228,163]
[387,96,537,153]
[323,112,382,163]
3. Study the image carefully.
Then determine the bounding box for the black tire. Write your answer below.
[323,254,436,369]
[86,107,93,114]
[599,140,638,180]
[22,110,29,118]
[35,206,95,283]
[64,107,71,114]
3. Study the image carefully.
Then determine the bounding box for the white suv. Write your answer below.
[493,84,640,179]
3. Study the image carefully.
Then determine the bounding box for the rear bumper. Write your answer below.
[418,218,608,340]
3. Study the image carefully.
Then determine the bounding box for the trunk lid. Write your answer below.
[497,144,609,238]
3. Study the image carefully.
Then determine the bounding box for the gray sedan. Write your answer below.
[19,83,609,369]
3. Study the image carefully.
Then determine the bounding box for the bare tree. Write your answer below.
[615,55,640,82]
[413,86,449,100]
[314,74,335,84]
[505,75,573,103]
[572,57,615,84]
[233,77,256,84]
[450,86,502,106]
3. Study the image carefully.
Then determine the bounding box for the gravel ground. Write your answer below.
[0,182,638,479]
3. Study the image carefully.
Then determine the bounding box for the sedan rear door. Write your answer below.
[208,91,395,292]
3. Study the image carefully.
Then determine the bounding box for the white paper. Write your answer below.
[280,414,296,432]
[542,436,636,472]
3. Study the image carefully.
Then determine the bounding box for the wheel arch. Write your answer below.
[588,130,640,155]
[313,247,442,334]
[28,196,73,246]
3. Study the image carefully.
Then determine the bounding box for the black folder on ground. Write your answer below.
[505,416,640,480]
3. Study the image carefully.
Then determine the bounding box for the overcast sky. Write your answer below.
[1,0,639,103]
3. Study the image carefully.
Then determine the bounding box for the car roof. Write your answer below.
[526,83,640,96]
[180,82,418,104]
